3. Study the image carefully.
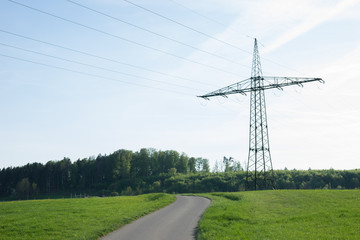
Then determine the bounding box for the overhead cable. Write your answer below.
[0,42,200,91]
[65,0,249,68]
[123,0,252,55]
[0,29,218,87]
[169,0,247,37]
[0,53,195,97]
[7,0,243,77]
[169,0,303,75]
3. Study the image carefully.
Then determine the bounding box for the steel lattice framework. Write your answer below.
[198,39,324,190]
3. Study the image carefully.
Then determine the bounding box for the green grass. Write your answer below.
[196,190,360,240]
[0,193,175,240]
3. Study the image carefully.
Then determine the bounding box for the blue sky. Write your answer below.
[1,0,360,170]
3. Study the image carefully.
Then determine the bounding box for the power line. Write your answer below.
[123,0,252,55]
[0,53,195,97]
[69,0,298,75]
[8,0,243,77]
[0,29,217,87]
[169,0,303,75]
[0,42,200,92]
[65,0,249,69]
[169,0,247,38]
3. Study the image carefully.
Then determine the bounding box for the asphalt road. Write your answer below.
[100,195,211,240]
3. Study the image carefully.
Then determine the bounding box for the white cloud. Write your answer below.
[262,0,359,54]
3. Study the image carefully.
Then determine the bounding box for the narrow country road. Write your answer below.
[100,195,211,240]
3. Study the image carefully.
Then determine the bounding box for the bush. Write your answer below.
[110,191,119,197]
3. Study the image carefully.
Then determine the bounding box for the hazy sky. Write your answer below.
[1,0,359,170]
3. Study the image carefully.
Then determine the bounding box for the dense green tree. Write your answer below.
[1,148,360,200]
[196,158,210,173]
[188,157,197,173]
[132,148,151,178]
[117,150,132,179]
[16,178,31,199]
[176,154,188,174]
[168,168,177,176]
[163,150,179,173]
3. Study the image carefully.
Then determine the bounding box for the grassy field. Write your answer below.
[0,193,175,240]
[196,190,360,240]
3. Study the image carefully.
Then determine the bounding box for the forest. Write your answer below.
[1,148,359,200]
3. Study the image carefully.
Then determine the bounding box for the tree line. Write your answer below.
[0,148,359,199]
[0,148,210,199]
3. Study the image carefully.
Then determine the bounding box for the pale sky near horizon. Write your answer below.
[1,0,359,170]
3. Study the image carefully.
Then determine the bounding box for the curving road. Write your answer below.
[100,195,211,240]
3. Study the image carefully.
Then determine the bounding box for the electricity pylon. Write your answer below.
[198,39,324,190]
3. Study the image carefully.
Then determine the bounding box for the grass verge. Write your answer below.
[0,193,175,240]
[196,190,360,240]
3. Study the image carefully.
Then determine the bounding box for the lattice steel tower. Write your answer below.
[198,39,324,190]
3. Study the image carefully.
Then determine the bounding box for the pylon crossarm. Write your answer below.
[197,77,323,99]
[197,78,251,99]
[263,76,324,88]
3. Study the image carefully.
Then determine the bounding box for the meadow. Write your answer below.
[196,190,360,240]
[1,190,359,240]
[0,193,175,240]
